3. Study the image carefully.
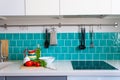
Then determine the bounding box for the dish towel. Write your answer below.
[50,30,57,45]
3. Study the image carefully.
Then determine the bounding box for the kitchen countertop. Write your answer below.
[0,60,120,76]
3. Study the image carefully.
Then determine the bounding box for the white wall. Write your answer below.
[0,16,120,33]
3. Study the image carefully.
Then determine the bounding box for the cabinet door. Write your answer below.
[26,0,59,15]
[68,77,120,80]
[60,0,111,15]
[0,77,4,80]
[112,0,120,14]
[6,76,67,80]
[0,0,25,15]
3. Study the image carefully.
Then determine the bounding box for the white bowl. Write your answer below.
[40,57,55,65]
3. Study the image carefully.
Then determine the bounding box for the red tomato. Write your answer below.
[25,61,33,67]
[33,62,37,66]
[35,62,40,67]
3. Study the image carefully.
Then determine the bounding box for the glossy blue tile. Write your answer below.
[16,54,24,60]
[61,33,67,39]
[93,54,99,60]
[68,47,75,53]
[23,40,31,46]
[110,47,117,53]
[65,40,71,46]
[9,47,13,53]
[50,54,57,59]
[86,40,90,47]
[100,40,106,46]
[58,40,64,46]
[81,48,89,53]
[68,33,74,39]
[40,33,45,39]
[17,40,23,46]
[107,40,113,46]
[64,54,71,60]
[71,54,78,60]
[27,33,33,39]
[94,40,99,46]
[41,48,48,53]
[89,48,95,53]
[95,33,102,39]
[61,47,68,53]
[103,33,109,39]
[72,40,79,46]
[55,47,61,53]
[30,40,36,46]
[74,33,79,39]
[114,54,120,60]
[6,33,12,40]
[13,47,19,53]
[13,33,19,39]
[85,33,89,39]
[107,54,113,60]
[86,54,92,60]
[57,54,64,60]
[96,47,103,53]
[100,54,106,60]
[34,33,41,39]
[9,54,16,60]
[19,48,23,53]
[9,40,16,46]
[57,33,61,39]
[103,47,110,53]
[3,32,120,60]
[20,33,27,39]
[0,33,5,39]
[79,54,85,60]
[37,40,44,46]
[109,33,116,39]
[48,46,55,53]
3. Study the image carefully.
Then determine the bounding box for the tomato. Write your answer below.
[33,62,37,66]
[35,62,40,67]
[25,61,33,67]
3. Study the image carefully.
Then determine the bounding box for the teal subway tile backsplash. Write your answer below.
[0,33,5,39]
[20,33,27,39]
[6,33,13,40]
[0,32,120,60]
[34,33,41,39]
[13,33,19,39]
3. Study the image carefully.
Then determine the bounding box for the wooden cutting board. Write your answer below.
[1,40,8,57]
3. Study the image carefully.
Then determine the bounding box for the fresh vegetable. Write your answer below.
[33,59,47,67]
[32,61,37,66]
[35,62,41,67]
[25,61,33,67]
[36,44,41,60]
[24,59,47,67]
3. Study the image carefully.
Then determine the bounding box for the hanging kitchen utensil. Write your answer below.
[90,26,94,48]
[50,27,57,45]
[83,26,86,49]
[44,28,49,48]
[79,26,86,50]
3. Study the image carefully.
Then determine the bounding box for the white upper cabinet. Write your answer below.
[26,0,59,15]
[0,0,25,15]
[112,0,120,14]
[60,0,111,15]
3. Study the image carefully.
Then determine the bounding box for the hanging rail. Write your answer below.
[0,23,118,27]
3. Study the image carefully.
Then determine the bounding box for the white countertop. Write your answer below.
[0,60,120,76]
